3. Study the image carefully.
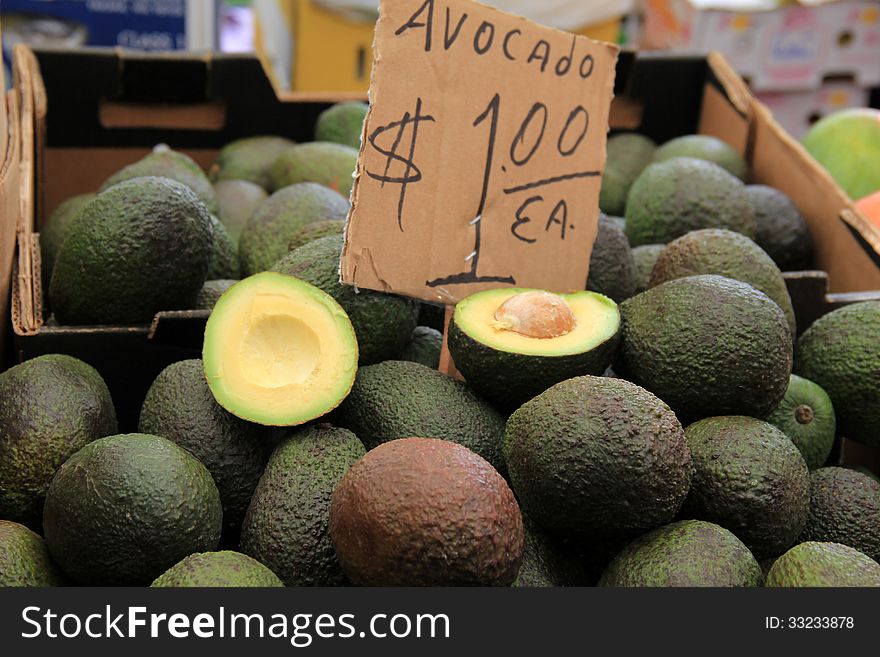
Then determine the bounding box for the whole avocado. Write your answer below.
[586,216,636,302]
[315,102,369,149]
[599,133,657,216]
[504,376,692,542]
[766,542,880,587]
[618,275,792,422]
[625,157,756,246]
[799,467,880,562]
[653,135,748,180]
[151,551,283,587]
[513,515,589,587]
[334,360,506,475]
[401,326,443,369]
[648,228,796,336]
[794,301,880,447]
[0,354,117,527]
[207,214,240,279]
[330,438,523,586]
[40,193,95,299]
[746,185,813,271]
[273,235,418,365]
[42,433,222,585]
[631,244,664,295]
[194,279,238,310]
[240,426,365,586]
[210,135,297,190]
[139,360,270,540]
[238,182,350,276]
[599,520,762,587]
[49,177,214,325]
[682,416,810,559]
[213,179,268,246]
[766,374,836,469]
[287,219,345,252]
[0,520,64,587]
[270,142,358,197]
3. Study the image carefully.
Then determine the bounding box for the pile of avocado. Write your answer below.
[2,116,879,588]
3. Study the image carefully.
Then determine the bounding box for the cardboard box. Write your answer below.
[1,0,219,54]
[11,45,361,428]
[0,39,21,371]
[643,0,880,91]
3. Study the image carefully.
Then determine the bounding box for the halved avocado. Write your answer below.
[448,288,620,410]
[203,272,358,426]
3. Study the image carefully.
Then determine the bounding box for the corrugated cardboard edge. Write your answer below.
[1,86,22,364]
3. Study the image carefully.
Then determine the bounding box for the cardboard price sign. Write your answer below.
[341,0,619,304]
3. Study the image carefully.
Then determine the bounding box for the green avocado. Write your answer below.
[401,326,443,369]
[101,145,218,214]
[287,219,345,252]
[448,288,620,411]
[334,360,507,475]
[49,177,214,325]
[504,375,692,542]
[240,426,365,586]
[151,551,283,588]
[794,301,880,447]
[599,133,657,216]
[238,182,350,276]
[587,216,636,302]
[273,234,417,365]
[208,214,240,279]
[40,194,95,301]
[42,433,222,585]
[599,520,762,587]
[653,135,748,181]
[139,360,270,540]
[799,467,880,562]
[0,355,117,527]
[194,279,238,310]
[270,142,358,197]
[681,416,810,559]
[766,374,836,469]
[625,157,756,246]
[631,244,664,295]
[214,179,268,247]
[648,228,796,335]
[210,135,297,190]
[766,542,880,587]
[513,515,589,587]
[618,275,792,422]
[315,101,369,149]
[746,185,813,271]
[0,520,64,587]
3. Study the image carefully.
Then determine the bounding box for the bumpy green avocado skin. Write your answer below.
[42,433,222,585]
[746,185,813,271]
[214,179,268,247]
[210,135,297,190]
[273,235,417,365]
[0,355,117,527]
[625,158,756,246]
[101,147,218,214]
[240,426,365,586]
[194,279,238,310]
[599,520,762,587]
[270,142,358,197]
[504,376,692,542]
[794,301,880,447]
[139,360,270,540]
[513,515,589,587]
[150,551,284,587]
[766,542,880,587]
[766,374,836,469]
[649,229,796,336]
[599,134,657,216]
[334,360,507,475]
[315,102,369,149]
[587,217,636,302]
[49,177,214,325]
[0,520,64,586]
[330,438,523,586]
[40,194,95,298]
[653,135,748,181]
[799,467,880,562]
[207,214,240,279]
[682,416,810,559]
[401,326,443,369]
[239,182,350,276]
[287,219,345,252]
[631,244,664,295]
[448,311,620,413]
[618,275,792,422]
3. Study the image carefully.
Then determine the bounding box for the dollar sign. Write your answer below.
[365,97,435,231]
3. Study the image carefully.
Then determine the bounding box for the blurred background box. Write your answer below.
[755,77,871,138]
[253,0,633,92]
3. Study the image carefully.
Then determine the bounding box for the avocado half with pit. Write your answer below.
[448,288,620,411]
[203,272,358,426]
